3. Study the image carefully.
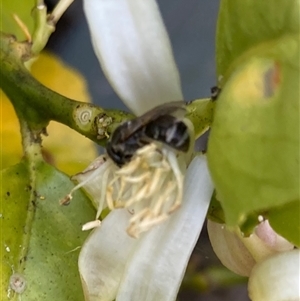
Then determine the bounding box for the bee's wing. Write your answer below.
[128,101,186,134]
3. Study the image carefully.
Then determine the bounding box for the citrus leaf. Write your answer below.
[268,200,300,247]
[216,0,300,76]
[1,161,96,300]
[207,35,300,233]
[2,0,35,41]
[1,162,30,299]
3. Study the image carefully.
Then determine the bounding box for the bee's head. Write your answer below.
[106,122,138,167]
[105,142,120,166]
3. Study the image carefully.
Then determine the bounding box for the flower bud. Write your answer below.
[248,249,300,301]
[207,219,294,277]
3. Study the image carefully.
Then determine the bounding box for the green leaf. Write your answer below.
[207,35,299,235]
[1,161,96,300]
[2,0,36,41]
[268,200,300,247]
[216,0,300,76]
[1,162,30,297]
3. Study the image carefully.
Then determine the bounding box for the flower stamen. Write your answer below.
[64,142,185,237]
[105,143,185,237]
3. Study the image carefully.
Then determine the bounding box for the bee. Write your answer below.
[106,101,190,166]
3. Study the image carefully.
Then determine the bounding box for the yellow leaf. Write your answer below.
[0,91,23,169]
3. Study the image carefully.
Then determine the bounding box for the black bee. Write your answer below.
[106,101,190,166]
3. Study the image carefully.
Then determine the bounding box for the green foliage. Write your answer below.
[1,0,36,41]
[1,163,30,296]
[268,200,300,247]
[208,0,299,246]
[1,161,95,300]
[216,0,300,77]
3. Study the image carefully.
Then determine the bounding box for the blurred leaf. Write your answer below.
[2,0,35,41]
[1,160,96,300]
[30,52,90,101]
[216,0,300,76]
[181,265,247,293]
[208,35,299,236]
[268,200,300,247]
[1,52,97,174]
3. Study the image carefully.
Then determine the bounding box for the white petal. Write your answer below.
[116,155,214,301]
[78,210,138,301]
[84,0,183,114]
[248,249,300,301]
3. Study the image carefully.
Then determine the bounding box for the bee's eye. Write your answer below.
[106,143,122,164]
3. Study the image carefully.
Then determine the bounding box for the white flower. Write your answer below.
[79,155,213,301]
[72,142,189,238]
[75,0,214,300]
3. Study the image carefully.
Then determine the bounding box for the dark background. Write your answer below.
[45,0,250,300]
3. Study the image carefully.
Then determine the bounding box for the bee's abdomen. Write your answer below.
[145,115,190,152]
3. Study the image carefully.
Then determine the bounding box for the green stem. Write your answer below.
[31,1,55,55]
[17,120,43,273]
[186,98,216,138]
[31,0,75,54]
[0,33,132,146]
